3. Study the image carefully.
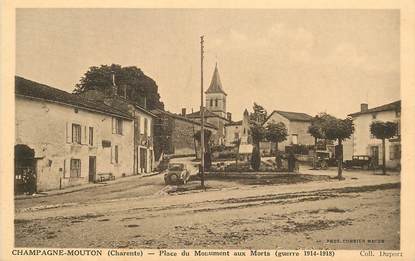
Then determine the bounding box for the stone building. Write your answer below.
[261,110,314,153]
[151,109,217,158]
[15,76,134,193]
[186,64,231,145]
[348,101,401,169]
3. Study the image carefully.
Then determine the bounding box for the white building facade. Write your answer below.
[15,76,134,193]
[349,101,401,169]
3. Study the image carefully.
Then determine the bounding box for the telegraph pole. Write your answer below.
[200,36,205,189]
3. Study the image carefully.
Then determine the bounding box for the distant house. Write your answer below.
[15,76,134,193]
[261,110,314,153]
[348,101,401,169]
[151,108,217,158]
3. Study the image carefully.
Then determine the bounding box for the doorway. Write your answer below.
[14,144,36,195]
[370,146,379,166]
[89,156,96,182]
[140,148,147,173]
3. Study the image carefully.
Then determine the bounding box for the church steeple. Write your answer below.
[205,63,227,96]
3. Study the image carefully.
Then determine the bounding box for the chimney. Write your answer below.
[361,103,368,112]
[182,108,186,117]
[227,112,232,121]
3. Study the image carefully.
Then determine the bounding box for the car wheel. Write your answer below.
[320,161,328,169]
[169,174,178,184]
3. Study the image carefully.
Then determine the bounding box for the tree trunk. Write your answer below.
[313,137,317,169]
[337,139,343,180]
[275,142,282,170]
[382,138,386,175]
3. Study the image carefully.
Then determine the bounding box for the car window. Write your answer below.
[168,164,184,171]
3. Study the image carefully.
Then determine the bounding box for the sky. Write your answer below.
[16,9,400,120]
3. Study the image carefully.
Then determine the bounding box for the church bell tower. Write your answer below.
[205,63,227,118]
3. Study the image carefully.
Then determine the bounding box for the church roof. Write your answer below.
[205,64,227,96]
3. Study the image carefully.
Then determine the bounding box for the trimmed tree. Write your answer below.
[370,121,398,175]
[265,122,288,170]
[308,115,326,169]
[320,114,354,180]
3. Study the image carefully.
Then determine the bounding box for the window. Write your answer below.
[372,113,377,119]
[292,134,298,145]
[234,132,239,140]
[210,99,213,107]
[72,124,81,144]
[89,127,94,146]
[114,145,119,164]
[215,99,218,107]
[390,144,401,160]
[70,159,81,178]
[113,118,123,135]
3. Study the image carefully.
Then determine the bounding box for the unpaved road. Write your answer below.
[14,168,400,250]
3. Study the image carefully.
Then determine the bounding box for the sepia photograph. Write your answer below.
[6,6,407,254]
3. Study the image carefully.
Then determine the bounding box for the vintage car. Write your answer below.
[164,163,190,185]
[343,155,373,170]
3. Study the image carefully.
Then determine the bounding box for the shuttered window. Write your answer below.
[72,124,81,144]
[70,159,81,178]
[89,127,94,146]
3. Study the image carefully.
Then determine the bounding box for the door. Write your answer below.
[140,148,147,173]
[370,146,379,167]
[89,156,96,182]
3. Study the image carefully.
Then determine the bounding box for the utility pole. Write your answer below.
[200,35,205,190]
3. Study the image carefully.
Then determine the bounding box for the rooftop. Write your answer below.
[265,110,314,123]
[151,108,218,129]
[186,109,231,122]
[349,100,401,117]
[15,76,133,120]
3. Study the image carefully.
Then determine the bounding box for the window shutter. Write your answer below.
[83,125,88,144]
[66,122,71,143]
[63,159,68,178]
[111,146,114,164]
[112,118,116,134]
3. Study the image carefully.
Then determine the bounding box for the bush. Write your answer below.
[251,146,261,171]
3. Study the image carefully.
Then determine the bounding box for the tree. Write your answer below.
[248,103,267,171]
[308,114,326,169]
[320,114,354,180]
[265,122,288,169]
[249,103,267,125]
[193,129,213,170]
[370,121,398,175]
[73,64,164,110]
[232,138,241,168]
